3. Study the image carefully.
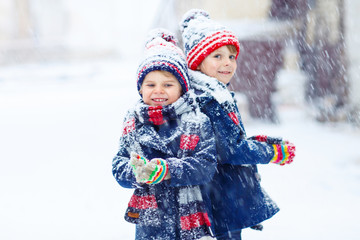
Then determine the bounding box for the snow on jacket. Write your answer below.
[189,70,280,236]
[112,90,217,240]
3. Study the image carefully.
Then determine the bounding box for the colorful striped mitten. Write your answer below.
[129,152,149,182]
[130,152,148,170]
[130,153,169,184]
[141,158,169,184]
[249,135,296,165]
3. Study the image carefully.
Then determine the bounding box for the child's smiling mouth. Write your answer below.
[152,98,168,103]
[218,71,232,75]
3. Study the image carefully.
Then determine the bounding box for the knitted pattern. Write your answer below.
[125,185,212,239]
[270,144,295,165]
[249,135,296,165]
[134,90,197,127]
[147,105,173,125]
[180,9,240,70]
[179,186,212,239]
[130,152,148,171]
[137,28,190,94]
[125,186,161,226]
[145,158,168,184]
[130,153,169,184]
[138,157,169,184]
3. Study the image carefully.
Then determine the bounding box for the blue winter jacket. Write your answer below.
[112,92,217,240]
[188,70,279,237]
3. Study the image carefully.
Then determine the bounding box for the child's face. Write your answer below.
[140,70,182,106]
[197,45,237,84]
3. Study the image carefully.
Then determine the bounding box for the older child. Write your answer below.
[180,9,296,240]
[112,29,217,240]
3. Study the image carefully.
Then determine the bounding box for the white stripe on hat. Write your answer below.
[187,31,238,69]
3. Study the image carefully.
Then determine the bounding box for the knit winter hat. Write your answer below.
[137,28,190,94]
[180,9,240,70]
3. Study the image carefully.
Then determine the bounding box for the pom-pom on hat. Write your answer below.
[137,28,190,95]
[180,9,240,70]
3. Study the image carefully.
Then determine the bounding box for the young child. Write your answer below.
[112,28,218,240]
[180,9,296,240]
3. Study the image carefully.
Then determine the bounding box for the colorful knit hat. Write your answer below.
[137,28,190,95]
[180,9,240,70]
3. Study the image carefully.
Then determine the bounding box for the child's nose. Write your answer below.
[223,58,231,66]
[154,86,164,93]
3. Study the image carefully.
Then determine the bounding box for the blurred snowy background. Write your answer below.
[0,0,359,239]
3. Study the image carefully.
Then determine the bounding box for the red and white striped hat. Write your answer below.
[180,9,240,70]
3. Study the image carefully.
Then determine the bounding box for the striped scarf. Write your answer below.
[134,89,196,126]
[125,185,212,239]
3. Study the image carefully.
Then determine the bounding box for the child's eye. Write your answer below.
[164,84,173,87]
[214,54,221,59]
[229,55,236,60]
[146,84,155,87]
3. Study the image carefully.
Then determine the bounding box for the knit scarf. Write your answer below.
[125,185,212,239]
[134,89,196,126]
[188,70,246,135]
[123,90,212,239]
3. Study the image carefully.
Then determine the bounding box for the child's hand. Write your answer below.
[249,135,296,165]
[138,158,170,184]
[130,153,170,184]
[130,152,148,169]
[129,152,148,182]
[269,141,296,165]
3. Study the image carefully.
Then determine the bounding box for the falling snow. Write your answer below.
[0,1,360,239]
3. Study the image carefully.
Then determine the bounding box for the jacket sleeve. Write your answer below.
[201,98,275,165]
[112,112,138,189]
[165,118,217,187]
[112,138,138,189]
